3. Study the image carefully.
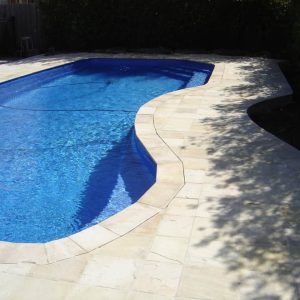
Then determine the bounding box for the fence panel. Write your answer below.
[0,3,40,55]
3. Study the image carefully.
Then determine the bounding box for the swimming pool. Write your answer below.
[0,58,213,243]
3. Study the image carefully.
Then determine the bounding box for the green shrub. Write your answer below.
[40,0,293,56]
[290,0,300,64]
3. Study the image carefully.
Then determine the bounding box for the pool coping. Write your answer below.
[0,53,292,265]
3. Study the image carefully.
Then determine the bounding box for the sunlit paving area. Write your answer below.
[0,53,297,299]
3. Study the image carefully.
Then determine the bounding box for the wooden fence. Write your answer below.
[0,3,41,55]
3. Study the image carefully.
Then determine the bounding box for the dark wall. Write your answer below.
[41,0,293,56]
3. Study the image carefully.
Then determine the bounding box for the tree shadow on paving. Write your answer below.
[190,59,300,299]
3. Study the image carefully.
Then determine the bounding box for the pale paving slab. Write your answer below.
[162,137,184,148]
[133,260,183,297]
[127,291,173,300]
[0,242,47,264]
[132,213,163,235]
[177,183,203,199]
[185,217,240,266]
[180,157,211,171]
[156,163,184,184]
[175,298,211,300]
[184,169,206,183]
[147,235,189,264]
[156,117,194,131]
[28,256,89,283]
[139,182,183,208]
[0,273,73,300]
[146,146,179,163]
[177,262,240,299]
[137,135,166,149]
[0,53,296,299]
[101,203,160,235]
[157,214,195,238]
[79,255,141,290]
[45,237,85,263]
[174,146,210,160]
[0,262,33,276]
[66,285,127,300]
[69,224,119,252]
[93,232,153,259]
[165,197,199,217]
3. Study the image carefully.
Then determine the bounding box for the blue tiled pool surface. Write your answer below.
[0,58,213,242]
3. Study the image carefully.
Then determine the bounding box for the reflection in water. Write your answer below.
[76,129,156,228]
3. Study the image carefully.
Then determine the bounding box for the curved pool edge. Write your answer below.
[1,53,292,266]
[0,54,219,264]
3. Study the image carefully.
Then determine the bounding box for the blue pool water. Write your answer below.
[0,58,213,242]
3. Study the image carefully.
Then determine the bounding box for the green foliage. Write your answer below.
[40,0,294,56]
[290,0,300,63]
